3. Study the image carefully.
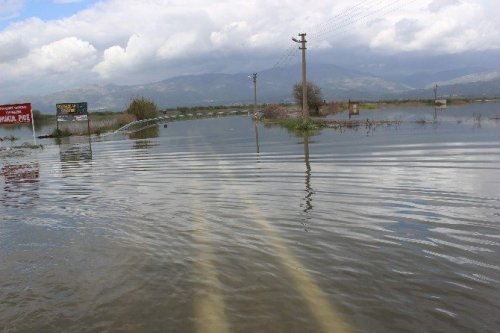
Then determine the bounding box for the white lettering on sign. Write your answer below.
[17,114,31,122]
[0,116,17,123]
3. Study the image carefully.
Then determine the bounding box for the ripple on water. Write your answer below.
[2,116,500,332]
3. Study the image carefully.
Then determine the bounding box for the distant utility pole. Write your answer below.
[249,73,257,113]
[292,33,308,118]
[434,84,438,100]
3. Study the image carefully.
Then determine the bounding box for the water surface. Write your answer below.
[1,103,500,332]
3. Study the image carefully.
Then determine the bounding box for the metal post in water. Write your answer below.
[30,106,37,145]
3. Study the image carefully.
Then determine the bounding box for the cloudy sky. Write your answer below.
[1,0,500,101]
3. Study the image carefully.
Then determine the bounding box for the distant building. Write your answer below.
[435,99,447,107]
[348,100,360,118]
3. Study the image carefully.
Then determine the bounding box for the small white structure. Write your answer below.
[435,99,447,107]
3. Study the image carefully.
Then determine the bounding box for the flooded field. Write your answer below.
[1,103,500,332]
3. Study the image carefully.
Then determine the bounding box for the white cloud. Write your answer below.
[93,34,150,79]
[0,36,97,97]
[156,32,199,59]
[12,36,97,76]
[210,21,250,47]
[0,0,500,100]
[0,31,29,62]
[368,0,500,53]
[428,0,461,13]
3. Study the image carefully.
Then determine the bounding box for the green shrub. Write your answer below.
[125,97,159,120]
[279,117,324,137]
[262,104,290,119]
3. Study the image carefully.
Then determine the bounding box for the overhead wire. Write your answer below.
[269,0,387,71]
[312,0,420,40]
[267,0,420,74]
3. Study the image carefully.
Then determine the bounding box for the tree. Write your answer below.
[293,81,324,115]
[125,97,159,120]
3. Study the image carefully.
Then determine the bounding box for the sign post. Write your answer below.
[31,108,37,145]
[56,102,91,152]
[0,103,36,144]
[56,102,90,136]
[348,100,360,119]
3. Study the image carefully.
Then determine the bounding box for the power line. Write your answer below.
[312,0,418,40]
[308,0,382,38]
[268,0,419,73]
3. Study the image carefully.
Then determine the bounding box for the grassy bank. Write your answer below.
[45,112,135,138]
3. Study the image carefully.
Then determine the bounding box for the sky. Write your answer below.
[1,0,500,102]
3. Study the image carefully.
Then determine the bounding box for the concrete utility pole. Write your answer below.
[292,33,308,118]
[249,73,257,114]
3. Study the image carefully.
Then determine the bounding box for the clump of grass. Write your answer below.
[116,113,137,128]
[0,135,18,142]
[19,142,44,149]
[280,117,323,134]
[360,103,378,110]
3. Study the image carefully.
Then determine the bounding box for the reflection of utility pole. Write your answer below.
[302,135,312,231]
[292,33,308,118]
[433,84,439,121]
[249,73,257,114]
[254,121,260,154]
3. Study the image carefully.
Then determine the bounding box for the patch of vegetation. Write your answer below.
[293,81,324,115]
[32,110,54,122]
[280,117,324,135]
[360,103,379,110]
[18,142,44,150]
[0,135,18,142]
[125,97,159,120]
[88,112,135,135]
[262,104,290,120]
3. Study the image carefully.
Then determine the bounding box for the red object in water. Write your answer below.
[0,103,32,125]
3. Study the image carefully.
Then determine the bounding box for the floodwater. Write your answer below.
[1,103,500,332]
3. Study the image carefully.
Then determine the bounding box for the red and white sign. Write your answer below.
[0,103,32,125]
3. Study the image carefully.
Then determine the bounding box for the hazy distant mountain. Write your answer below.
[381,67,495,89]
[22,64,500,113]
[387,77,500,100]
[425,70,500,88]
[24,64,408,113]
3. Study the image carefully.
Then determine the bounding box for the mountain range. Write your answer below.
[16,63,500,113]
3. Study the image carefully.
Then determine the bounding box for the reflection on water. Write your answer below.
[1,162,39,207]
[434,105,447,121]
[1,108,500,332]
[60,143,92,163]
[129,125,160,149]
[57,143,94,203]
[254,122,260,154]
[302,135,313,231]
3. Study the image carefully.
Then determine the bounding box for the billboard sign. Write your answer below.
[0,103,32,125]
[56,102,88,122]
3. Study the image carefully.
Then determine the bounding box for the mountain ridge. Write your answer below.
[12,64,500,113]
